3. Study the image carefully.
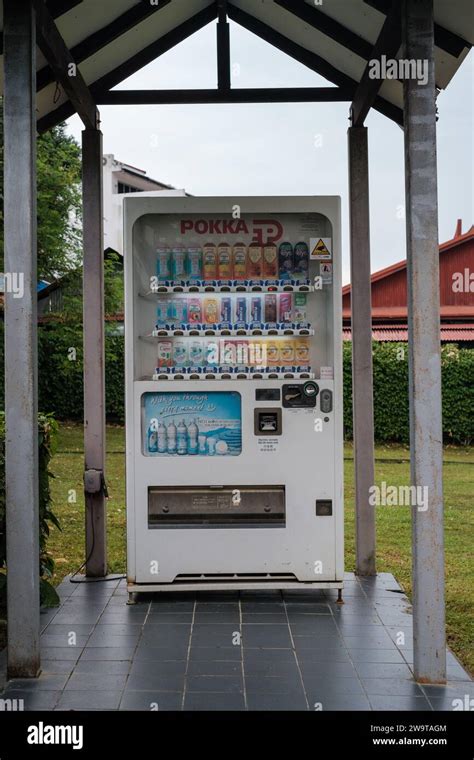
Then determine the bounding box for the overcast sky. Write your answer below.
[66,21,474,285]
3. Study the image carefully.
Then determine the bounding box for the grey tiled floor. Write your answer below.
[0,573,471,711]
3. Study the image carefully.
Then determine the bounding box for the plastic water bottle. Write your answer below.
[167,420,177,454]
[148,422,158,454]
[188,419,199,455]
[157,421,167,453]
[156,241,171,282]
[177,419,188,455]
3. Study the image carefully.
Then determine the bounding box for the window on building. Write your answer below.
[117,182,140,194]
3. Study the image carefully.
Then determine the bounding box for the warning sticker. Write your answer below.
[320,262,332,285]
[310,237,332,260]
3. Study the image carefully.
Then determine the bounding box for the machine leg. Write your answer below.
[336,588,344,605]
[127,592,138,605]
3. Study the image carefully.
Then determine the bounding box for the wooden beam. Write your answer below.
[37,0,172,91]
[351,1,402,127]
[364,0,470,57]
[227,2,403,125]
[97,87,355,105]
[33,0,99,129]
[217,0,231,91]
[274,0,374,60]
[37,4,218,132]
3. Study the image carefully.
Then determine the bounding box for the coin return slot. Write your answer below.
[254,408,282,436]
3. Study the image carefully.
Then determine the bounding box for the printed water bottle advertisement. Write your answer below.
[142,391,242,457]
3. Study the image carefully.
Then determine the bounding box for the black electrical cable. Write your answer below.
[69,490,126,584]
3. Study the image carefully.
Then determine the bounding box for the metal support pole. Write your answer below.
[82,128,107,577]
[348,126,376,576]
[4,0,40,678]
[403,0,446,683]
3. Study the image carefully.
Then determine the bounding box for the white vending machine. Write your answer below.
[124,196,343,593]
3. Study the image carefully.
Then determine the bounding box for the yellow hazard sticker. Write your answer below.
[310,237,332,260]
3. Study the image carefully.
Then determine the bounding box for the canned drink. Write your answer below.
[250,296,262,322]
[170,297,188,325]
[187,297,202,324]
[220,297,232,322]
[278,293,293,323]
[203,297,219,324]
[172,339,188,366]
[235,296,247,322]
[264,293,277,323]
[189,340,204,365]
[157,340,173,367]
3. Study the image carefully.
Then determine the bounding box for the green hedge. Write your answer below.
[343,342,474,444]
[37,322,125,424]
[0,321,473,443]
[0,412,61,607]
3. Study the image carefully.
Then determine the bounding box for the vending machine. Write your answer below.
[124,196,343,593]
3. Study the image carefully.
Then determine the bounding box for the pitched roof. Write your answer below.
[342,221,474,296]
[0,0,472,131]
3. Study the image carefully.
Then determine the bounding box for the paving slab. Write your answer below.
[0,573,471,712]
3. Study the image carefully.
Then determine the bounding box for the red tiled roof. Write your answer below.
[343,324,474,342]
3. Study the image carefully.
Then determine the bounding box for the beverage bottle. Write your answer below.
[167,420,177,454]
[203,242,218,280]
[188,419,199,455]
[247,243,263,279]
[157,421,167,453]
[187,244,203,282]
[171,239,187,281]
[148,422,158,454]
[217,242,233,280]
[156,240,171,282]
[232,243,247,280]
[263,243,278,279]
[177,419,188,455]
[278,242,293,281]
[293,241,309,280]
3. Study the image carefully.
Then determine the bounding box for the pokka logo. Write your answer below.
[180,218,284,245]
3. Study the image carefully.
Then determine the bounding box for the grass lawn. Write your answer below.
[48,423,473,675]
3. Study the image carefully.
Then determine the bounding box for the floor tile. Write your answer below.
[185,675,243,693]
[361,678,423,696]
[125,673,185,692]
[120,691,182,711]
[0,690,60,710]
[246,693,308,711]
[55,690,122,710]
[187,661,242,677]
[368,695,432,711]
[242,625,292,648]
[74,660,131,675]
[183,692,245,711]
[65,673,128,691]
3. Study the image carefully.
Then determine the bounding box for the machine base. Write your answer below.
[127,579,344,594]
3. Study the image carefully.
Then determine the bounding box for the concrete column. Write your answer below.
[403,0,446,683]
[348,126,376,576]
[82,128,107,577]
[4,0,40,678]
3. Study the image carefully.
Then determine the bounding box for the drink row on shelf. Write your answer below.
[156,240,310,282]
[152,322,312,336]
[150,279,312,291]
[152,366,312,379]
[156,292,308,326]
[157,337,311,367]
